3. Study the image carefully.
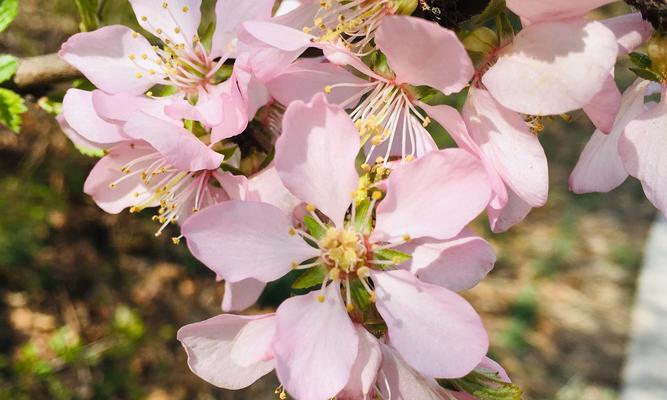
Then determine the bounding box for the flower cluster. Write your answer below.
[58,0,666,399]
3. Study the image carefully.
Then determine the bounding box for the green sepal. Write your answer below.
[354,198,373,235]
[0,0,19,33]
[74,0,100,32]
[629,67,665,83]
[629,52,652,69]
[304,215,326,240]
[471,0,507,27]
[292,264,327,290]
[0,88,26,133]
[0,54,18,84]
[373,248,411,267]
[448,369,524,400]
[74,144,105,158]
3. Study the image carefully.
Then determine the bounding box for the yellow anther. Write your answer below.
[162,2,168,9]
[149,69,156,75]
[146,91,153,97]
[371,191,382,201]
[329,268,341,281]
[371,135,383,146]
[317,294,326,303]
[141,16,148,21]
[288,227,297,236]
[422,117,431,128]
[346,303,355,313]
[128,53,136,60]
[132,32,139,39]
[302,27,311,33]
[405,154,415,162]
[174,27,181,34]
[361,163,371,171]
[375,156,385,164]
[291,261,299,269]
[403,234,411,242]
[109,183,117,188]
[141,53,148,60]
[324,85,332,94]
[306,204,316,213]
[369,291,376,303]
[392,256,402,264]
[182,6,189,12]
[136,72,143,79]
[130,206,139,213]
[156,28,163,35]
[172,237,181,245]
[357,266,370,278]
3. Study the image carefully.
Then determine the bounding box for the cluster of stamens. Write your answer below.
[128,2,225,92]
[108,144,221,239]
[304,0,397,55]
[327,80,429,163]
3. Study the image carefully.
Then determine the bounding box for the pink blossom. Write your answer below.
[182,94,492,398]
[59,0,273,132]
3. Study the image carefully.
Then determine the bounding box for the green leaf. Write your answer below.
[0,54,18,84]
[0,0,18,33]
[292,265,327,290]
[629,52,652,69]
[304,215,326,240]
[629,67,665,83]
[373,248,411,266]
[74,0,100,32]
[37,97,62,116]
[0,88,26,133]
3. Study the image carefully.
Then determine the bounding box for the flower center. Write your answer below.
[320,227,367,272]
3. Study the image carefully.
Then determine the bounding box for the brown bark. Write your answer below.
[625,0,667,30]
[13,54,81,89]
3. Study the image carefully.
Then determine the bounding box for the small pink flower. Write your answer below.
[182,94,492,398]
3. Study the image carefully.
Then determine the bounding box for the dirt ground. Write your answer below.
[0,1,657,399]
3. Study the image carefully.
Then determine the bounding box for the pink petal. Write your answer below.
[57,114,105,152]
[59,25,163,95]
[233,64,270,120]
[397,229,496,292]
[210,77,252,143]
[182,200,319,282]
[376,16,473,94]
[478,357,511,383]
[230,315,276,367]
[373,149,491,242]
[583,72,622,134]
[247,166,302,215]
[92,90,175,124]
[487,186,533,233]
[266,58,368,106]
[602,13,654,55]
[273,285,358,400]
[378,343,452,400]
[570,79,651,193]
[338,325,382,400]
[419,102,509,204]
[222,279,266,312]
[506,0,616,22]
[123,111,224,171]
[242,20,313,52]
[129,0,201,51]
[483,19,618,116]
[211,0,274,58]
[372,270,488,379]
[83,143,156,214]
[620,90,667,216]
[275,93,360,226]
[62,89,126,145]
[463,87,548,207]
[177,313,275,390]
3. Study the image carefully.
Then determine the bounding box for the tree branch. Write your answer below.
[13,54,81,89]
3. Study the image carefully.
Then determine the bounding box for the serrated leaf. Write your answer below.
[0,54,18,84]
[629,52,652,69]
[292,265,327,290]
[0,0,18,33]
[629,67,664,83]
[373,248,411,266]
[0,88,26,133]
[304,215,326,240]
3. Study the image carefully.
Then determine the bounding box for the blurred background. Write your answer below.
[0,1,658,399]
